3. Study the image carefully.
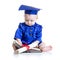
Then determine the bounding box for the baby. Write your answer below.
[12,5,52,53]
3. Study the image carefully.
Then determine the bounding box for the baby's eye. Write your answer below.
[31,20,33,22]
[26,20,29,21]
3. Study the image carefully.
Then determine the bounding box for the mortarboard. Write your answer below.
[19,5,41,15]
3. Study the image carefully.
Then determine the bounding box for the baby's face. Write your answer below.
[24,14,38,26]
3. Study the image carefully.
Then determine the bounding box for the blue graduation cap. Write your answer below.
[19,5,41,15]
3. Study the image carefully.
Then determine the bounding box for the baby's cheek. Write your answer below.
[25,22,28,25]
[32,22,35,25]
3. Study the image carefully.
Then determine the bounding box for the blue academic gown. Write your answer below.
[14,22,42,45]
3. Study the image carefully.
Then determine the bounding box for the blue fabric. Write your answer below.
[25,10,38,15]
[19,5,41,15]
[14,23,42,45]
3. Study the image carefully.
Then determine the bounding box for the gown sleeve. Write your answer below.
[36,25,42,43]
[14,23,23,40]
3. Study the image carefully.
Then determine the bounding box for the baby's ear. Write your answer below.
[24,14,25,17]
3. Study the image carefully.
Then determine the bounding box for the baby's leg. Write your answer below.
[12,43,17,51]
[12,41,21,54]
[38,42,52,52]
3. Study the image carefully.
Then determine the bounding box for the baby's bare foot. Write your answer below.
[41,45,52,52]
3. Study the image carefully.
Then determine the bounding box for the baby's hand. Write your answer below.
[16,39,22,46]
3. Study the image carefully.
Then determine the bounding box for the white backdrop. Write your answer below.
[0,0,60,60]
